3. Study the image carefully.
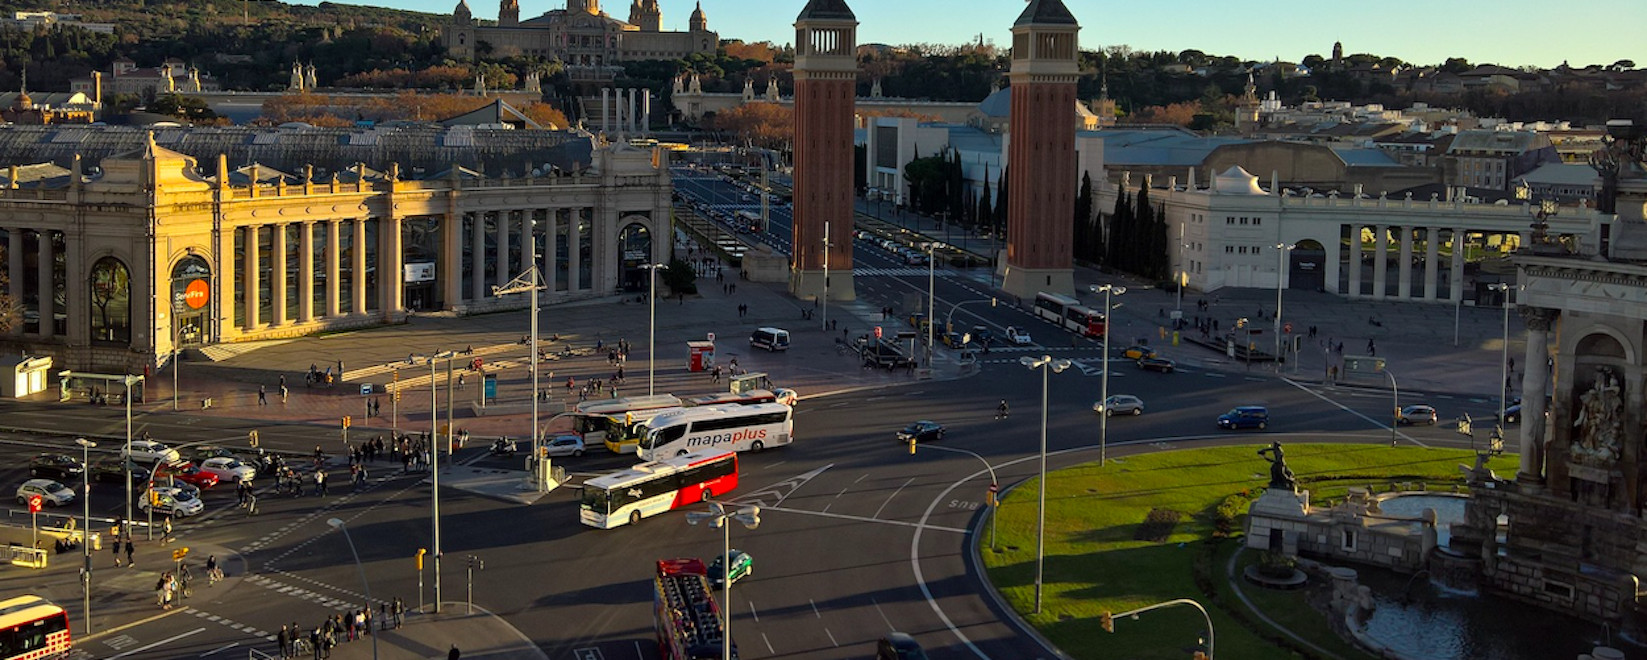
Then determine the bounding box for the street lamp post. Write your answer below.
[926,244,936,365]
[1384,369,1400,446]
[686,503,761,660]
[944,298,998,338]
[327,519,378,660]
[1019,354,1071,614]
[426,351,454,612]
[1100,598,1216,659]
[821,223,833,332]
[909,443,999,551]
[1090,285,1125,467]
[640,263,667,396]
[122,375,142,540]
[76,437,95,635]
[1274,243,1295,373]
[493,267,547,490]
[1488,283,1513,421]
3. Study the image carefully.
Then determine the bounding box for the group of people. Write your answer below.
[153,566,190,610]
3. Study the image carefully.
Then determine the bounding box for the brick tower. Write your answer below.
[1001,0,1081,298]
[789,0,858,303]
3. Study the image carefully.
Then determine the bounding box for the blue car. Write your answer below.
[1217,406,1269,430]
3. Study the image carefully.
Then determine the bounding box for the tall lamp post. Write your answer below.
[1274,243,1295,373]
[1019,354,1071,614]
[425,351,454,612]
[908,442,999,551]
[686,503,761,660]
[640,263,667,395]
[327,519,379,660]
[76,437,95,635]
[1090,285,1125,466]
[820,223,833,332]
[1384,369,1399,446]
[122,375,142,539]
[493,266,547,490]
[1487,282,1514,421]
[925,244,937,365]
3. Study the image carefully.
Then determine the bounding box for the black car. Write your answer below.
[91,459,151,484]
[1137,356,1177,373]
[876,633,929,660]
[29,454,84,481]
[897,421,945,444]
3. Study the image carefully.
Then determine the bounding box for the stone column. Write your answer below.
[63,234,85,346]
[325,221,341,318]
[351,219,367,315]
[382,217,404,316]
[1323,225,1341,297]
[6,229,22,336]
[1397,227,1414,298]
[495,211,510,290]
[1450,227,1467,301]
[1347,224,1362,298]
[1518,307,1557,484]
[470,212,486,302]
[243,226,261,329]
[298,222,315,323]
[568,212,582,291]
[440,213,461,309]
[520,211,534,277]
[1423,227,1439,300]
[36,231,53,338]
[1371,224,1389,300]
[544,210,558,292]
[217,227,236,337]
[271,224,288,325]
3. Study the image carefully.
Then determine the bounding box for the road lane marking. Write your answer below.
[762,633,775,654]
[749,601,759,622]
[871,597,896,632]
[809,599,821,618]
[873,478,915,519]
[825,628,839,647]
[760,505,965,533]
[1285,378,1427,448]
[201,642,240,656]
[108,627,206,660]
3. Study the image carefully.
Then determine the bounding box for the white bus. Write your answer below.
[637,403,793,461]
[566,394,683,454]
[1032,291,1081,325]
[579,450,739,529]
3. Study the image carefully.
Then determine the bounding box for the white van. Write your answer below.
[750,327,791,352]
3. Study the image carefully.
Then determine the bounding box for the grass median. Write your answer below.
[980,442,1517,659]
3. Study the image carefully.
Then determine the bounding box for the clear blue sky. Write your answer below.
[309,0,1644,69]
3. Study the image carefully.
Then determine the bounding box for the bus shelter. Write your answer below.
[57,371,145,404]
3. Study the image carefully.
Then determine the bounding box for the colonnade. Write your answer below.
[1,227,68,339]
[1334,224,1525,301]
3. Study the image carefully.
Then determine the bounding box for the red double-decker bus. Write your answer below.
[653,558,736,660]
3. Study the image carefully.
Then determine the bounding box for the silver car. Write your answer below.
[1093,395,1145,416]
[543,434,586,458]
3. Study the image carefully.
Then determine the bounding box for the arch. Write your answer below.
[1574,330,1630,362]
[618,219,654,293]
[88,256,131,344]
[1289,238,1327,291]
[170,254,213,346]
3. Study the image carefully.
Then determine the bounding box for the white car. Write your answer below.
[16,479,74,507]
[122,440,181,465]
[139,486,204,518]
[773,388,799,406]
[543,434,586,458]
[1005,326,1033,345]
[199,457,256,483]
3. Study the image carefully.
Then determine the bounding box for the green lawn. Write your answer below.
[981,443,1517,659]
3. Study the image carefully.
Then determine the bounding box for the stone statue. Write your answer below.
[1258,441,1296,491]
[1571,368,1623,467]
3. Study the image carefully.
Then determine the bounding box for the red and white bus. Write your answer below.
[1033,291,1106,338]
[579,450,739,529]
[0,595,70,660]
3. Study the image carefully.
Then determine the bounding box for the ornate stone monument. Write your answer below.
[1453,118,1647,634]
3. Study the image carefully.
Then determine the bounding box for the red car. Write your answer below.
[153,461,220,489]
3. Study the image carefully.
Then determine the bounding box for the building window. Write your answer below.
[1252,218,1262,226]
[89,256,132,344]
[1239,217,1248,225]
[1225,246,1234,254]
[1226,216,1235,225]
[1341,528,1358,551]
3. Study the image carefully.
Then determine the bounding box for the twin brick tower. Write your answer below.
[789,0,1082,302]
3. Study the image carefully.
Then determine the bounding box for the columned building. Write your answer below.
[788,0,858,303]
[0,136,670,373]
[1001,0,1080,298]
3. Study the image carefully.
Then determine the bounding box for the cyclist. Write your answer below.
[996,400,1009,420]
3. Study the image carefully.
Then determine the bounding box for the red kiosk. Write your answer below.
[687,334,716,372]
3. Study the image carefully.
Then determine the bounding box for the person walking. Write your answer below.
[448,645,461,660]
[161,516,173,545]
[259,385,268,406]
[124,538,135,567]
[277,625,290,659]
[112,531,123,567]
[207,554,222,585]
[996,400,1009,420]
[314,469,328,496]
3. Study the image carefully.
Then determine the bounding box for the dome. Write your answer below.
[1211,166,1268,196]
[690,1,706,20]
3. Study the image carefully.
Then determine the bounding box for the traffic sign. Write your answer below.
[1284,322,1293,334]
[360,384,373,396]
[26,495,41,513]
[706,332,716,342]
[874,326,883,339]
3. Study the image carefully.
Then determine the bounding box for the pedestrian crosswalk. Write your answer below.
[853,267,957,278]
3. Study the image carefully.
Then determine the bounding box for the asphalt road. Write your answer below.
[0,171,1521,660]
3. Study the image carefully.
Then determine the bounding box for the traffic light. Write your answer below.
[416,548,427,571]
[342,416,352,429]
[907,436,917,455]
[1100,611,1114,633]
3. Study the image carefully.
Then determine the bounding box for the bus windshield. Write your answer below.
[578,487,609,515]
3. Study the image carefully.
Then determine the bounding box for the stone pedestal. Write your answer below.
[1245,488,1311,554]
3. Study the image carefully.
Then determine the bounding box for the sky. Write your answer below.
[301,0,1646,70]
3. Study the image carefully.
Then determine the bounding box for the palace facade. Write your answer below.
[0,132,671,373]
[443,0,716,65]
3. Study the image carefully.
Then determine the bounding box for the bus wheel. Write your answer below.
[677,450,688,457]
[630,510,642,526]
[751,441,764,452]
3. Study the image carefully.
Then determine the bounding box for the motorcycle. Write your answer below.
[489,438,517,457]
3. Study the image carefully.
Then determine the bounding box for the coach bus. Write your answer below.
[0,595,70,660]
[636,403,793,461]
[579,450,739,529]
[566,394,683,454]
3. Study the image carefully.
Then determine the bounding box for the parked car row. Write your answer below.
[16,438,264,520]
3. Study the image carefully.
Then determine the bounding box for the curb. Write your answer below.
[962,479,1072,660]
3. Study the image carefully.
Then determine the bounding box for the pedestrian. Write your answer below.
[281,384,289,404]
[259,385,268,406]
[310,626,323,660]
[124,538,135,567]
[278,625,290,659]
[393,597,404,628]
[206,554,221,585]
[113,531,122,567]
[161,516,173,545]
[279,374,287,390]
[1367,339,1376,355]
[314,469,327,496]
[448,645,461,660]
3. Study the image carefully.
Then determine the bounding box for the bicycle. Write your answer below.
[291,638,312,657]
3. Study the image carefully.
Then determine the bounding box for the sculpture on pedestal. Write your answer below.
[1258,441,1296,492]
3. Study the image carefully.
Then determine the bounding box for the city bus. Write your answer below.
[579,450,739,528]
[687,388,797,407]
[566,394,683,454]
[637,403,793,461]
[1032,292,1081,326]
[735,210,762,233]
[600,407,687,456]
[1062,305,1107,338]
[0,595,70,659]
